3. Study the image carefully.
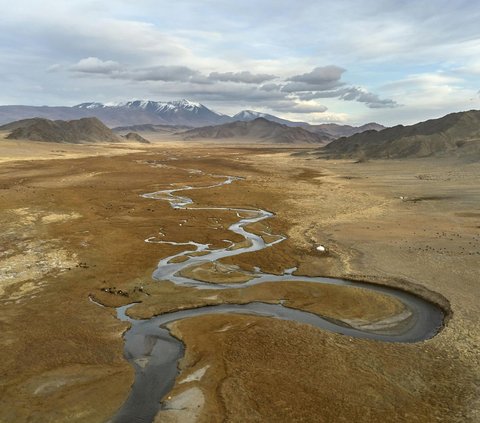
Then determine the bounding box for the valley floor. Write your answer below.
[0,141,479,422]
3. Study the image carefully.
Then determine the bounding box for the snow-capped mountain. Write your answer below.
[74,102,106,110]
[77,99,204,113]
[72,99,232,127]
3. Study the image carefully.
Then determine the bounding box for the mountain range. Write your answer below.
[0,100,384,138]
[1,108,478,158]
[321,109,480,160]
[181,118,329,144]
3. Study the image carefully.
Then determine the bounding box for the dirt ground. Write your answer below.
[0,141,478,422]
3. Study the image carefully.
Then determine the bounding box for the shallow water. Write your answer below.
[108,169,444,423]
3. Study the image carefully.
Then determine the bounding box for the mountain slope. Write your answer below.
[112,123,192,133]
[181,118,329,144]
[233,110,308,127]
[1,117,122,143]
[322,110,480,160]
[233,110,384,136]
[122,132,150,143]
[74,100,232,127]
[308,122,385,138]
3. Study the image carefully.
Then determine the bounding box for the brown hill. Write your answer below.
[122,132,150,143]
[322,110,480,160]
[307,122,385,139]
[113,123,192,134]
[1,117,121,143]
[181,118,330,144]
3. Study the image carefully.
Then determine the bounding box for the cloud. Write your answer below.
[283,65,346,92]
[154,81,289,104]
[338,87,399,108]
[67,59,397,112]
[272,101,328,114]
[281,66,397,108]
[295,90,343,100]
[383,73,461,90]
[379,72,475,112]
[130,65,199,82]
[70,57,121,74]
[288,65,345,85]
[260,83,282,92]
[1,0,480,126]
[70,61,201,82]
[208,71,277,84]
[46,63,62,73]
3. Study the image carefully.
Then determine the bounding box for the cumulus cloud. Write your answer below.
[282,66,397,108]
[208,71,277,84]
[66,59,397,111]
[70,57,121,74]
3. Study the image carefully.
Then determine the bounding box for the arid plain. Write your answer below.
[0,138,479,422]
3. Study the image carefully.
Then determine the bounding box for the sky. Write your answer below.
[1,0,479,126]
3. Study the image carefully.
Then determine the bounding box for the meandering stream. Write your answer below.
[105,168,444,423]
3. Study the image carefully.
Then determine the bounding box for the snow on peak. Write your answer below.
[73,99,226,118]
[74,102,106,109]
[117,100,162,110]
[234,110,268,119]
[105,99,207,112]
[175,99,202,108]
[167,99,205,112]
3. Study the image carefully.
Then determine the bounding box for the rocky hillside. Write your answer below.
[322,110,480,160]
[181,118,330,144]
[122,132,150,143]
[308,122,385,138]
[1,117,122,143]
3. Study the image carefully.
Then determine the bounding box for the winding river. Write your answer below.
[103,167,444,423]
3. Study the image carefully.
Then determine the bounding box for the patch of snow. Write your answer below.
[73,102,105,109]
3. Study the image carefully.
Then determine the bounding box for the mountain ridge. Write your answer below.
[0,100,384,137]
[181,117,330,144]
[321,109,480,160]
[0,117,122,143]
